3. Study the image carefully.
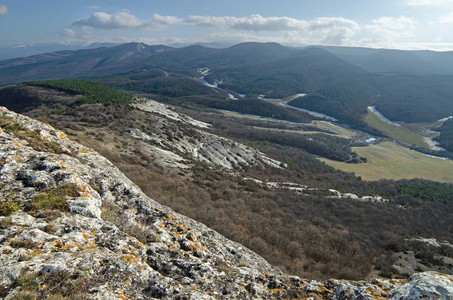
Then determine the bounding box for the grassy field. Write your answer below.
[250,126,347,138]
[319,141,453,183]
[310,121,358,139]
[364,108,429,148]
[221,110,358,138]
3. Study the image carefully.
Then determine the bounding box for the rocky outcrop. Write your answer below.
[0,106,452,299]
[133,98,211,129]
[253,181,389,203]
[131,98,283,170]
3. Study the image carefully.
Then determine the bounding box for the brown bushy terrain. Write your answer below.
[1,84,453,281]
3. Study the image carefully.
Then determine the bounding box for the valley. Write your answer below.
[221,106,453,183]
[206,91,453,182]
[1,42,453,294]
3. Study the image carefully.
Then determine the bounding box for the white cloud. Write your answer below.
[152,14,181,26]
[72,12,181,30]
[407,0,453,5]
[0,5,8,15]
[70,12,360,46]
[185,14,305,31]
[68,11,361,45]
[88,6,101,10]
[60,28,77,37]
[307,17,360,45]
[440,12,453,23]
[185,14,358,35]
[185,14,360,45]
[365,16,417,42]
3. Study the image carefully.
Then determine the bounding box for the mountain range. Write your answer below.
[2,42,453,123]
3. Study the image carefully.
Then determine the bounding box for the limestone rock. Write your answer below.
[131,98,282,170]
[388,272,453,299]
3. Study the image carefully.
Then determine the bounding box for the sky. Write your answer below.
[2,0,453,56]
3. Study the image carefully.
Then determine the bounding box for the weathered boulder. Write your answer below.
[388,272,453,299]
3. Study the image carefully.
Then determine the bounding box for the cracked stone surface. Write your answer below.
[131,98,283,170]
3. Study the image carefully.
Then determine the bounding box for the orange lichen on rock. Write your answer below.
[38,284,46,291]
[117,289,127,300]
[61,244,72,250]
[176,224,188,232]
[166,214,177,221]
[73,242,85,248]
[389,279,405,286]
[77,148,94,154]
[56,160,66,167]
[28,248,43,257]
[121,253,142,265]
[133,239,148,248]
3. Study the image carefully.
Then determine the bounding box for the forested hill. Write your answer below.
[2,41,453,128]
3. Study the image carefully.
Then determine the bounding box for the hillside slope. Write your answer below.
[1,83,453,282]
[1,108,453,299]
[0,43,172,84]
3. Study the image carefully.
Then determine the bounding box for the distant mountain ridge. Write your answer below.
[0,42,173,84]
[3,41,453,130]
[4,42,453,83]
[320,46,453,75]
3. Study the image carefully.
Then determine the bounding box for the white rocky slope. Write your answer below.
[132,98,282,170]
[0,106,452,299]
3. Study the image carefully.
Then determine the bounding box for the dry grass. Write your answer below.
[0,115,70,154]
[320,141,453,183]
[101,201,159,245]
[310,120,358,139]
[10,270,99,300]
[9,239,39,249]
[0,216,12,229]
[364,108,429,148]
[25,183,79,215]
[0,195,21,216]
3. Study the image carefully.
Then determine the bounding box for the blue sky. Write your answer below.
[1,0,453,55]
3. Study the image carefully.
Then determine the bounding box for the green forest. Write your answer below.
[25,79,133,107]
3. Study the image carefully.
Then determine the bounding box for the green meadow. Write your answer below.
[320,141,453,183]
[364,108,430,148]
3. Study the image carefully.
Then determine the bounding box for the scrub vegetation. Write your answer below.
[4,84,452,281]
